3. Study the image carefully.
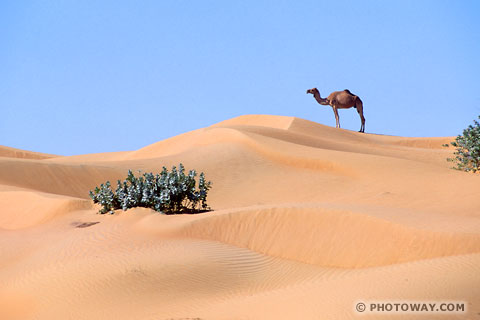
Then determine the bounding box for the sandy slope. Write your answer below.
[0,145,58,160]
[0,115,479,320]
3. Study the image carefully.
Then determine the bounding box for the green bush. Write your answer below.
[444,116,480,172]
[89,164,212,214]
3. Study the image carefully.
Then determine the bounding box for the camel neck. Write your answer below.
[313,92,324,104]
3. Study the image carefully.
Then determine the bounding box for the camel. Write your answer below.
[306,88,365,133]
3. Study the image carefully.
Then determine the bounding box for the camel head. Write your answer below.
[306,88,329,105]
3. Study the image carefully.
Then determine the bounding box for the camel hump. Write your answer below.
[343,89,360,108]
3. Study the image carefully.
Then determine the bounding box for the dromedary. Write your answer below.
[306,88,365,133]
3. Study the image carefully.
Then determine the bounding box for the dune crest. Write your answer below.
[175,205,480,268]
[0,189,90,229]
[0,145,59,160]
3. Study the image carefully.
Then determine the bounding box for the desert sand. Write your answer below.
[0,115,479,320]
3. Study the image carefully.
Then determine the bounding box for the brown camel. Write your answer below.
[306,88,365,133]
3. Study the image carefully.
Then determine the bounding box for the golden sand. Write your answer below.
[1,115,478,319]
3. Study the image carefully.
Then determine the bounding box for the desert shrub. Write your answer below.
[444,116,480,172]
[89,164,212,214]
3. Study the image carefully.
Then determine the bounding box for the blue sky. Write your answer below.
[2,1,479,155]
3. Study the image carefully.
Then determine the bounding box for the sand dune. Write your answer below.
[0,114,479,319]
[0,145,58,160]
[176,205,480,268]
[0,188,90,230]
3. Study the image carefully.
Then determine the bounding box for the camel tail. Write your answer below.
[353,96,361,108]
[355,96,363,109]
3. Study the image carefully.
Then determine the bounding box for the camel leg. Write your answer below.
[333,107,340,128]
[356,100,365,133]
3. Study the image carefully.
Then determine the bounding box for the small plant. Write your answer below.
[89,164,212,214]
[444,115,480,172]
